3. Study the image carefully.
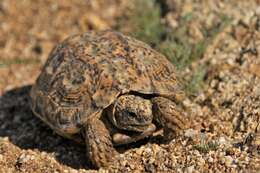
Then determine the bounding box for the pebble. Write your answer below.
[208,156,214,163]
[224,156,233,167]
[186,165,195,173]
[256,6,260,15]
[197,157,206,166]
[70,170,78,173]
[0,137,9,142]
[184,129,197,138]
[135,148,143,155]
[193,150,201,156]
[18,153,31,163]
[218,137,227,145]
[0,154,3,161]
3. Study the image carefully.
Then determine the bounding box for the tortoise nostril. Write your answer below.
[128,112,136,117]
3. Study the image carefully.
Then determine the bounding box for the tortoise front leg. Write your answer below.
[85,116,118,168]
[151,97,189,139]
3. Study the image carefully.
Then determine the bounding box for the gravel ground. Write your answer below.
[0,0,260,172]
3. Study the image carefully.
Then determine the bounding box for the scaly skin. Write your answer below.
[85,116,118,168]
[152,97,189,137]
[108,95,153,132]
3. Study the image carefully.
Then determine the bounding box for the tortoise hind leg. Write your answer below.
[85,117,118,168]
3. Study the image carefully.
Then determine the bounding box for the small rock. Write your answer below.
[256,6,260,15]
[0,137,9,142]
[184,129,197,138]
[18,153,31,163]
[119,158,127,167]
[224,156,233,167]
[70,169,78,173]
[186,165,195,173]
[197,157,205,166]
[0,154,3,161]
[135,148,143,155]
[144,147,152,156]
[193,150,200,156]
[218,137,227,145]
[40,151,48,158]
[208,156,214,163]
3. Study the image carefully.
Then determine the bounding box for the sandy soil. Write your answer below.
[0,0,260,172]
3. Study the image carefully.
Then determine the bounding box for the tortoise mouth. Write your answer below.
[118,123,152,132]
[109,114,153,133]
[123,91,158,99]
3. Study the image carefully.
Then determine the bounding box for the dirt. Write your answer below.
[0,0,260,172]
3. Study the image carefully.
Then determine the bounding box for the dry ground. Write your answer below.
[0,0,260,172]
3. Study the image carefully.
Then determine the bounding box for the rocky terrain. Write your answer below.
[0,0,260,172]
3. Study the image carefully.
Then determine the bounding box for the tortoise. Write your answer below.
[30,30,189,168]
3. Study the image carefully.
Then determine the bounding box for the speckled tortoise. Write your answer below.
[30,30,189,168]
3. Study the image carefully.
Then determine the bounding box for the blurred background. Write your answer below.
[0,0,260,172]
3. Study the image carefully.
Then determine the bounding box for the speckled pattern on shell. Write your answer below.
[30,30,180,139]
